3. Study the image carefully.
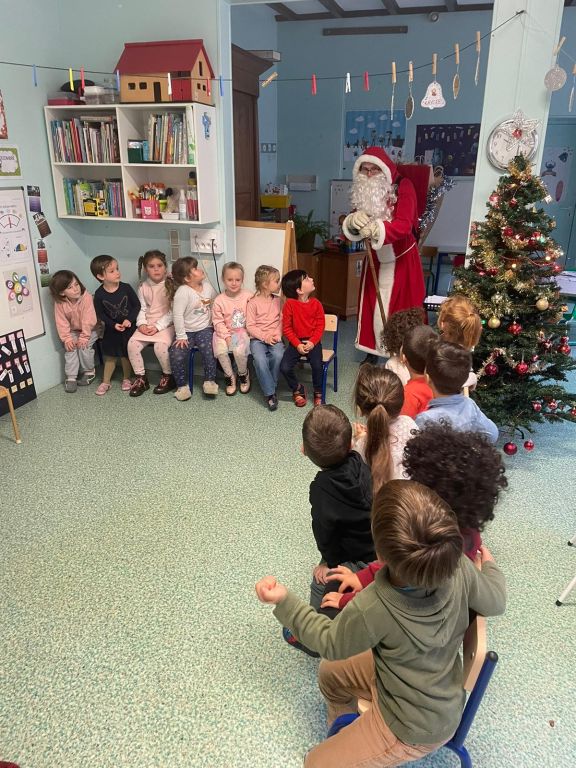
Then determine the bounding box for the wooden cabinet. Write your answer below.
[298,249,365,318]
[44,103,219,224]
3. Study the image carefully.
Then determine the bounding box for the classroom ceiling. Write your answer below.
[266,0,576,22]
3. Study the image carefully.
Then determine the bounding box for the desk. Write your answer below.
[556,270,576,298]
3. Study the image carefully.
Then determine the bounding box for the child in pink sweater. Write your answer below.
[212,262,253,396]
[49,270,98,393]
[246,265,285,411]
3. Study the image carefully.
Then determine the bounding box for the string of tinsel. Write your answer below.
[419,176,455,232]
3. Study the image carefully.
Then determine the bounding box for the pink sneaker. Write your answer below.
[121,378,132,392]
[95,382,111,396]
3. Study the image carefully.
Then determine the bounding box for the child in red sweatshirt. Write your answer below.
[280,269,325,407]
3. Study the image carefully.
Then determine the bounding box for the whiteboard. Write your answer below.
[329,179,353,238]
[235,220,295,289]
[425,178,474,253]
[0,187,45,339]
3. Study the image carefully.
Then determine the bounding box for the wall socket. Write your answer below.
[190,227,224,254]
[260,142,277,153]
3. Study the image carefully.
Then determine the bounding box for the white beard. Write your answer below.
[351,174,397,222]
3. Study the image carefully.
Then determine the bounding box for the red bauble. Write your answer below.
[515,361,529,375]
[484,362,499,376]
[487,267,498,276]
[560,335,569,344]
[503,442,518,455]
[558,343,571,355]
[570,407,576,417]
[553,264,562,273]
[507,321,522,336]
[510,197,518,207]
[524,440,535,452]
[502,226,514,238]
[540,339,553,351]
[548,400,558,411]
[532,402,543,412]
[489,194,500,207]
[478,270,486,276]
[533,231,541,240]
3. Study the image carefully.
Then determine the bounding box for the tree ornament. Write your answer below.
[487,267,498,276]
[532,230,541,240]
[560,335,569,344]
[524,439,535,451]
[570,407,576,417]
[561,304,569,312]
[548,400,558,411]
[502,226,514,238]
[532,401,542,412]
[487,316,501,329]
[535,297,549,311]
[507,321,522,335]
[488,193,500,207]
[485,362,499,376]
[553,264,562,273]
[558,343,571,355]
[540,339,553,351]
[531,354,539,362]
[515,361,529,375]
[509,197,518,207]
[503,441,518,455]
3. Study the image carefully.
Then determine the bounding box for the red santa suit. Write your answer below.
[342,147,427,356]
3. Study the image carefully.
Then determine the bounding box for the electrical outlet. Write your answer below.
[190,227,224,254]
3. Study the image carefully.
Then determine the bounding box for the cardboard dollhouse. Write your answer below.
[115,39,214,105]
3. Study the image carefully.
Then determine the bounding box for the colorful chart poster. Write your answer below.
[0,187,45,339]
[0,145,22,179]
[343,110,406,170]
[415,123,480,177]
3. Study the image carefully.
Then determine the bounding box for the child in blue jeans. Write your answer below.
[280,269,325,407]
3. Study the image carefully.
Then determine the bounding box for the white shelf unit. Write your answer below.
[44,103,219,225]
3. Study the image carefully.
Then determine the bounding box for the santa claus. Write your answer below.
[342,146,427,358]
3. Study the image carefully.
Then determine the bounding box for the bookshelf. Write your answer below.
[44,103,219,224]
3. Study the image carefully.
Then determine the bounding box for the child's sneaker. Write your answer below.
[313,391,323,407]
[292,385,307,407]
[129,375,149,397]
[174,385,192,401]
[64,379,77,393]
[225,374,237,396]
[77,371,95,386]
[267,394,278,411]
[238,371,251,394]
[95,382,111,396]
[282,627,319,658]
[121,378,132,392]
[203,380,218,396]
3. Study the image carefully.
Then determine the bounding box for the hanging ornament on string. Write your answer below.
[421,53,446,110]
[345,72,351,94]
[452,43,460,100]
[569,63,576,112]
[390,61,396,117]
[474,31,481,86]
[544,36,567,92]
[311,74,317,95]
[405,61,415,120]
[364,71,370,91]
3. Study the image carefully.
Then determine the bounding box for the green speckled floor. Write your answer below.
[1,321,575,767]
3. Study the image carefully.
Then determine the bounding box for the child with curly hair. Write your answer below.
[438,295,482,390]
[322,422,507,614]
[381,306,426,385]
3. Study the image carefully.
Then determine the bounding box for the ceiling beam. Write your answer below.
[267,3,299,21]
[380,0,399,12]
[323,26,408,36]
[318,0,345,18]
[273,3,495,22]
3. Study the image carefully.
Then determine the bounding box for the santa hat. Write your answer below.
[352,147,397,185]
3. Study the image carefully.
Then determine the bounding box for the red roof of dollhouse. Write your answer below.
[115,39,214,78]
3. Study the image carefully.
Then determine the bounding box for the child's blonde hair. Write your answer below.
[353,364,404,494]
[254,265,280,293]
[222,261,244,279]
[438,295,482,350]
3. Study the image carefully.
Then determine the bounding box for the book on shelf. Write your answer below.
[144,111,188,164]
[50,116,120,163]
[62,178,124,217]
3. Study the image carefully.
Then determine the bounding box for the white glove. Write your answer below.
[359,219,381,241]
[348,210,371,233]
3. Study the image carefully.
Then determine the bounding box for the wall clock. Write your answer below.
[487,110,539,170]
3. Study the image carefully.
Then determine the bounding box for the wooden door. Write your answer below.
[232,45,271,221]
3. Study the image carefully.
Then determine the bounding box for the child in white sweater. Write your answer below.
[168,257,218,400]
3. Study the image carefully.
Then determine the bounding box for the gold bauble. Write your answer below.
[488,317,501,329]
[535,297,549,311]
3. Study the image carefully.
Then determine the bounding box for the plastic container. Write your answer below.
[83,86,120,105]
[260,194,291,208]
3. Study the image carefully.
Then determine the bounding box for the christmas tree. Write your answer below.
[452,154,576,449]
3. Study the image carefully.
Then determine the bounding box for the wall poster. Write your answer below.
[343,110,406,170]
[415,123,480,177]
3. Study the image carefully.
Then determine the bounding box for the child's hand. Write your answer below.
[64,339,76,352]
[122,319,131,328]
[114,323,126,332]
[327,565,363,593]
[138,324,152,335]
[77,339,87,350]
[173,338,189,349]
[313,564,330,584]
[255,576,288,605]
[147,325,158,335]
[352,422,367,440]
[321,591,345,610]
[297,343,307,355]
[303,341,314,352]
[476,545,495,569]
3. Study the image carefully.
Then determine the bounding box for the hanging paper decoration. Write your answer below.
[69,68,74,91]
[390,61,396,116]
[544,36,567,91]
[261,71,278,88]
[219,75,223,97]
[116,69,120,91]
[421,53,446,110]
[206,78,211,99]
[167,72,172,96]
[363,71,369,91]
[32,65,38,87]
[474,31,481,86]
[345,72,351,93]
[452,43,460,99]
[80,66,85,94]
[405,60,414,120]
[311,74,317,95]
[569,63,576,112]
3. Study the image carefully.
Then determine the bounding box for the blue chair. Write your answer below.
[327,616,498,768]
[187,346,200,393]
[300,313,339,404]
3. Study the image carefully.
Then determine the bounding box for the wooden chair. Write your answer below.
[0,386,22,444]
[420,245,438,295]
[300,313,339,403]
[328,615,498,768]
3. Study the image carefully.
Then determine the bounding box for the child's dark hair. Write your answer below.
[426,340,471,395]
[403,422,507,532]
[90,255,115,281]
[353,364,404,493]
[403,325,438,374]
[282,269,307,300]
[372,479,463,589]
[49,270,86,303]
[167,256,199,302]
[381,307,426,356]
[138,249,173,298]
[302,404,352,469]
[222,261,244,279]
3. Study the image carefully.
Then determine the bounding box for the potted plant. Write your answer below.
[293,210,329,252]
